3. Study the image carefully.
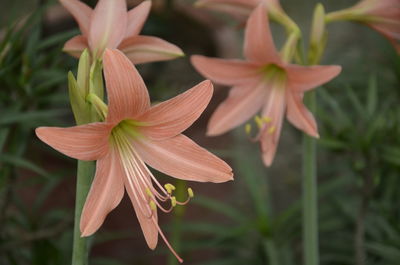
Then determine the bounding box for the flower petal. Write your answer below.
[244,5,280,63]
[207,82,267,136]
[103,49,150,123]
[60,0,92,36]
[80,149,125,236]
[35,123,111,161]
[286,64,341,92]
[134,134,233,183]
[88,0,127,57]
[259,82,286,167]
[125,0,152,38]
[137,80,213,140]
[118,35,184,65]
[286,91,319,138]
[63,35,88,58]
[121,154,158,249]
[191,55,260,86]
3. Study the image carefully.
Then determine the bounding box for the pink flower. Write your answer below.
[36,49,233,261]
[327,0,400,52]
[191,5,341,166]
[60,0,184,63]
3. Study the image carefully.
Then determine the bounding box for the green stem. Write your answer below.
[302,90,319,265]
[71,160,95,265]
[264,239,279,265]
[167,180,186,265]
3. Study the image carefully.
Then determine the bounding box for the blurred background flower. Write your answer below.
[0,0,399,265]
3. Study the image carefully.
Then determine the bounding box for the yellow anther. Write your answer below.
[245,124,252,135]
[164,183,176,194]
[263,116,272,123]
[188,188,194,198]
[145,188,152,197]
[171,196,177,207]
[254,115,263,128]
[149,200,157,211]
[268,126,276,134]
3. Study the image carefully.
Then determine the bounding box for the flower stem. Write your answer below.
[302,90,319,265]
[71,160,95,265]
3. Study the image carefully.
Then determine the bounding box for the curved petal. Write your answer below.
[286,64,341,92]
[244,5,280,63]
[121,153,158,249]
[286,91,319,138]
[125,0,152,38]
[259,81,286,167]
[35,123,112,161]
[207,82,267,136]
[103,49,150,123]
[191,55,260,86]
[63,35,88,58]
[134,134,233,183]
[118,35,184,65]
[60,0,92,36]
[80,149,125,236]
[88,0,127,57]
[137,80,213,140]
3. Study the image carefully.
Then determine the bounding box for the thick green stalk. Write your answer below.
[302,91,319,265]
[71,160,95,265]
[264,239,279,265]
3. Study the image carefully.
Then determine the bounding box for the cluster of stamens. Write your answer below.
[245,115,276,141]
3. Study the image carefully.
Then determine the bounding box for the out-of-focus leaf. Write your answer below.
[193,196,248,223]
[366,75,378,116]
[0,154,50,178]
[0,109,68,125]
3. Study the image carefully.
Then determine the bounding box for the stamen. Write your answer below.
[254,115,263,128]
[171,196,177,207]
[268,126,276,134]
[245,123,252,135]
[152,216,183,263]
[188,188,194,198]
[149,201,157,211]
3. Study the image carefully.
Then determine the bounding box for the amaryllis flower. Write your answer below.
[36,49,233,261]
[60,0,184,63]
[326,0,400,52]
[191,5,341,166]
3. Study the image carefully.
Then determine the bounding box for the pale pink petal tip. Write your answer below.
[63,35,88,58]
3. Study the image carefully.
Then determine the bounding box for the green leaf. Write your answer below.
[0,109,68,125]
[0,154,50,178]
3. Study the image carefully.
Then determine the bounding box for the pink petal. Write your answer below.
[60,0,92,36]
[125,0,152,38]
[80,149,125,236]
[286,65,342,92]
[244,5,280,63]
[207,82,267,136]
[122,155,158,249]
[286,91,319,138]
[103,49,150,123]
[134,134,233,183]
[191,55,260,86]
[137,80,213,140]
[88,0,127,57]
[63,35,88,58]
[118,35,184,65]
[35,123,112,161]
[259,83,286,167]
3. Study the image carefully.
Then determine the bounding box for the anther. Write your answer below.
[254,115,263,128]
[268,126,276,134]
[188,188,194,198]
[164,183,176,194]
[149,201,157,211]
[171,196,177,207]
[145,187,153,197]
[263,116,272,123]
[245,124,252,135]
